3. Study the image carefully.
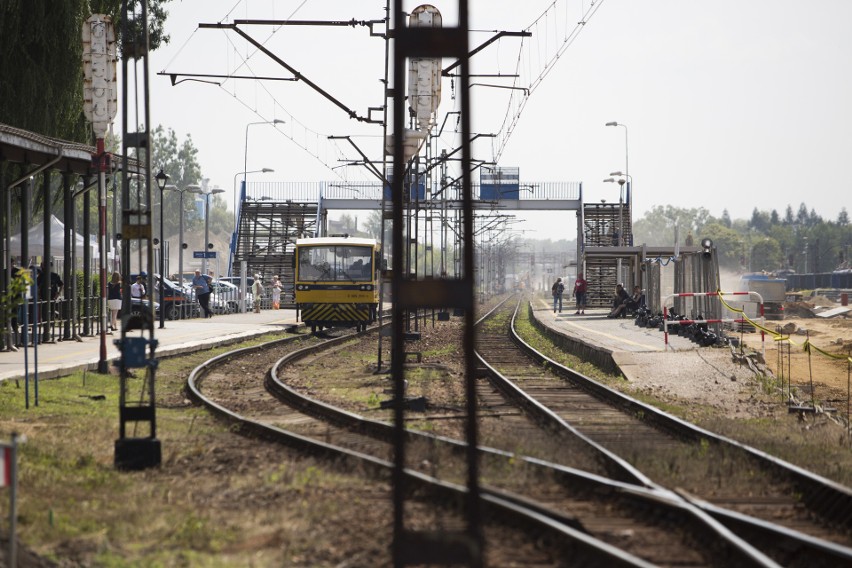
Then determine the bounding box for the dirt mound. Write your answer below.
[811,295,837,307]
[784,302,815,318]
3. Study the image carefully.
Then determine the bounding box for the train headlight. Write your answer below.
[360,284,373,291]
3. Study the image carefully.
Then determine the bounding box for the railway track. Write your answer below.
[184,302,850,566]
[475,297,852,565]
[187,326,661,566]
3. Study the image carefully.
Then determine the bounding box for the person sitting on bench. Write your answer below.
[607,283,633,318]
[624,285,644,315]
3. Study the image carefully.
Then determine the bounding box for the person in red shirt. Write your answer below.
[573,273,588,315]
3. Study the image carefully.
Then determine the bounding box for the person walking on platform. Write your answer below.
[573,273,588,315]
[107,272,122,331]
[551,277,565,313]
[192,269,213,319]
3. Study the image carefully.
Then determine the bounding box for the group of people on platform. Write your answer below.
[551,274,643,318]
[607,283,643,318]
[104,270,285,328]
[551,273,588,315]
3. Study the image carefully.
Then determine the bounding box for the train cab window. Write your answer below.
[298,245,374,282]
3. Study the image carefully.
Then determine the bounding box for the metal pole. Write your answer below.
[8,433,19,568]
[178,189,184,318]
[155,170,169,327]
[97,139,109,372]
[159,185,165,328]
[203,193,210,276]
[112,174,118,272]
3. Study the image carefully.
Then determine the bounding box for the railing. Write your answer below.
[246,180,582,202]
[661,291,765,354]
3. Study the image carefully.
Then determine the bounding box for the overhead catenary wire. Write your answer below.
[493,0,608,161]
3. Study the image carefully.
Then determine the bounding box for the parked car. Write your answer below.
[131,273,189,320]
[210,280,249,313]
[130,297,160,318]
[218,276,254,311]
[180,281,231,316]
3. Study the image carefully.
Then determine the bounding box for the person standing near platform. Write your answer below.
[192,269,213,319]
[251,275,264,313]
[573,272,587,315]
[107,272,122,331]
[551,277,564,313]
[131,274,146,300]
[271,275,282,310]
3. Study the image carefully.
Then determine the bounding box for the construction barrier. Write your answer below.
[662,290,765,354]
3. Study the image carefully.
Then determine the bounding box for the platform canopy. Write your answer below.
[8,214,113,259]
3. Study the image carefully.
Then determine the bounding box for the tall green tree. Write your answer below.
[0,0,171,142]
[149,126,203,239]
[632,205,714,246]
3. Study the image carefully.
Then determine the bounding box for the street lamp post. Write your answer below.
[243,119,284,204]
[609,171,633,246]
[155,169,170,329]
[606,122,630,243]
[605,121,629,185]
[233,168,274,227]
[602,177,627,246]
[166,183,199,318]
[189,180,225,275]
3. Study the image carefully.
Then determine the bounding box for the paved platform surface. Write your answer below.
[530,296,719,383]
[0,309,300,382]
[2,296,727,386]
[533,296,697,353]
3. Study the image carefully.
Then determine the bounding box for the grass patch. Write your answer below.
[0,331,387,566]
[512,302,621,383]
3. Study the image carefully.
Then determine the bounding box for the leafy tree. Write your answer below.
[720,209,732,228]
[769,209,780,226]
[700,222,743,271]
[150,126,203,239]
[749,238,782,272]
[749,208,769,232]
[809,208,822,226]
[632,205,713,246]
[0,0,171,142]
[363,210,383,240]
[796,203,809,226]
[784,205,794,225]
[838,208,849,226]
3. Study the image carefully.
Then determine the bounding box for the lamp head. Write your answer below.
[261,168,274,173]
[603,178,615,183]
[155,168,170,191]
[605,121,618,127]
[273,119,285,125]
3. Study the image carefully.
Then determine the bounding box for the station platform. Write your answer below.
[0,309,300,383]
[526,295,764,409]
[527,295,735,379]
[2,296,751,396]
[532,297,697,353]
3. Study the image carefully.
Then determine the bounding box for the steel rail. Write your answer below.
[185,328,655,566]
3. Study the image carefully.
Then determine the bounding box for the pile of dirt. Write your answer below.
[811,295,837,307]
[783,302,816,318]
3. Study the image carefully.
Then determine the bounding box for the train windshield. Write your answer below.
[298,245,374,282]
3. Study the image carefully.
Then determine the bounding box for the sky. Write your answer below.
[134,0,852,242]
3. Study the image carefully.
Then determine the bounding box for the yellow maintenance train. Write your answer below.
[294,236,381,333]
